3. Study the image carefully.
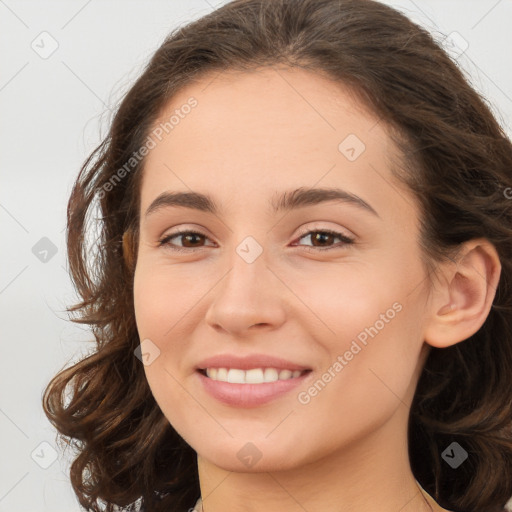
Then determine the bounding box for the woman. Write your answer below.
[42,0,512,511]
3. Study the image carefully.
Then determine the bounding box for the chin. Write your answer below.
[206,452,299,473]
[194,435,312,473]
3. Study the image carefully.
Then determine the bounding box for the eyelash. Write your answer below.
[157,228,354,253]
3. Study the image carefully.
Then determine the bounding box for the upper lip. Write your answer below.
[196,353,312,371]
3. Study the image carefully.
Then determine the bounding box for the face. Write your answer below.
[133,66,433,472]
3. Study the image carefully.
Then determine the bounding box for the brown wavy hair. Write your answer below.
[42,0,512,511]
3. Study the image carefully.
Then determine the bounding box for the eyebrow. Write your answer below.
[144,186,379,219]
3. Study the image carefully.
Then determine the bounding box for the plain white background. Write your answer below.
[1,1,511,511]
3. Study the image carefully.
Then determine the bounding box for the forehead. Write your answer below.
[139,66,417,226]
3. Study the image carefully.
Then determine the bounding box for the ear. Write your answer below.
[423,238,501,348]
[122,227,137,273]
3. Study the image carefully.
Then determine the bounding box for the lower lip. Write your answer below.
[196,370,312,407]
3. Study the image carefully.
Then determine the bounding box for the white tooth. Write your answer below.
[245,368,265,384]
[206,368,217,379]
[278,369,293,380]
[227,368,246,384]
[217,368,228,381]
[263,368,279,382]
[206,367,303,383]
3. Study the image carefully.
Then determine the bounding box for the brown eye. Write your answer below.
[179,232,205,247]
[294,229,354,251]
[310,232,336,247]
[158,228,354,254]
[158,230,215,252]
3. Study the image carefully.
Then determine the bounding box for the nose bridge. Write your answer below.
[220,233,269,300]
[204,232,286,333]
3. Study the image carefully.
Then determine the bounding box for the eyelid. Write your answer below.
[293,222,354,241]
[157,222,355,253]
[158,228,216,252]
[158,222,354,241]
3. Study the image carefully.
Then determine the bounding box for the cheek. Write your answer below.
[133,261,210,398]
[281,259,404,344]
[293,306,421,459]
[133,261,203,340]
[289,260,424,409]
[133,266,194,432]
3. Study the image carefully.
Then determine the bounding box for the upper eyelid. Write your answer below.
[161,223,353,238]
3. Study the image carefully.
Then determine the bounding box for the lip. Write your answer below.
[195,353,312,372]
[196,369,312,407]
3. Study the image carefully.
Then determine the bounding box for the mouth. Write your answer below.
[196,367,313,407]
[197,367,312,384]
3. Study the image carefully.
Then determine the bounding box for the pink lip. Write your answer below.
[196,369,312,407]
[196,353,312,371]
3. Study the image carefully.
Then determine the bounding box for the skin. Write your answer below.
[132,66,501,512]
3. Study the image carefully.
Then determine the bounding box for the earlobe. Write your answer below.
[424,238,501,349]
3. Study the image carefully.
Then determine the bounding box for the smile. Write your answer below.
[196,368,313,407]
[201,367,309,384]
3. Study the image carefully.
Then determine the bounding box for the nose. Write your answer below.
[204,247,287,338]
